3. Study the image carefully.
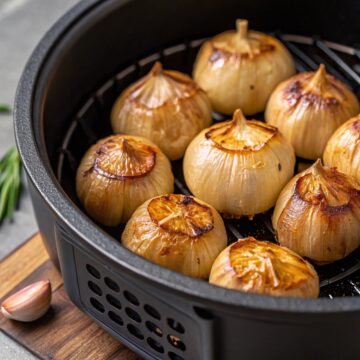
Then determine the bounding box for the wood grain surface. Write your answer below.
[0,233,141,360]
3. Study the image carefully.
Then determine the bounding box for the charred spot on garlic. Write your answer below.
[352,118,360,132]
[184,109,295,218]
[87,136,156,180]
[111,61,212,160]
[324,114,360,183]
[282,65,344,110]
[273,159,360,263]
[266,64,360,160]
[193,19,295,115]
[122,194,227,279]
[76,134,174,226]
[209,237,319,298]
[148,194,214,237]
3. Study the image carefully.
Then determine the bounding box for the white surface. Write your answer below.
[0,0,79,357]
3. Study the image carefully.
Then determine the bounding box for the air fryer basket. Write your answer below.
[14,0,360,359]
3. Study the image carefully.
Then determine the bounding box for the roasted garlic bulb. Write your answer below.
[266,64,360,160]
[273,159,360,263]
[76,134,174,226]
[111,62,212,160]
[324,114,360,181]
[193,19,295,115]
[122,194,227,279]
[209,237,319,298]
[183,109,295,218]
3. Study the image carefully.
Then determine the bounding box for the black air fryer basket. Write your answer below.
[14,0,360,359]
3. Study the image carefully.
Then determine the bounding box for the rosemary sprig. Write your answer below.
[0,104,11,113]
[0,146,21,223]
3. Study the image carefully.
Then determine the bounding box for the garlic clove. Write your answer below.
[111,61,212,160]
[265,64,360,160]
[76,134,174,226]
[193,19,295,115]
[1,280,52,322]
[209,237,319,298]
[272,159,360,262]
[323,114,360,182]
[183,108,295,218]
[122,194,227,279]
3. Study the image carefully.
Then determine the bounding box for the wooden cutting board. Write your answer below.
[0,233,141,360]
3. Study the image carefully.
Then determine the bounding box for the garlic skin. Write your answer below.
[122,194,227,279]
[1,280,52,322]
[209,237,319,298]
[193,19,295,115]
[273,159,360,263]
[324,114,360,181]
[111,62,212,160]
[76,134,174,226]
[183,109,295,218]
[266,64,360,160]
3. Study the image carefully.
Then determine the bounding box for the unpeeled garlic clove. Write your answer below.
[265,64,360,160]
[1,280,52,322]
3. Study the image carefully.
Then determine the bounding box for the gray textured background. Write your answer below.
[0,0,79,357]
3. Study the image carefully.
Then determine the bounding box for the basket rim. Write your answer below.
[14,0,360,314]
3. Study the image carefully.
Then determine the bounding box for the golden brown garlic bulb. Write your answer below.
[193,19,295,115]
[273,159,360,263]
[209,237,319,298]
[111,62,212,160]
[122,194,227,279]
[76,134,174,226]
[183,109,295,218]
[266,64,360,160]
[324,114,360,181]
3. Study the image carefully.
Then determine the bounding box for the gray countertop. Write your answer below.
[0,0,79,357]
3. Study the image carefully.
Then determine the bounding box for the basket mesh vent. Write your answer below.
[73,247,200,360]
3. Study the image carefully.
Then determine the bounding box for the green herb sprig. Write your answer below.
[0,146,21,223]
[0,104,11,113]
